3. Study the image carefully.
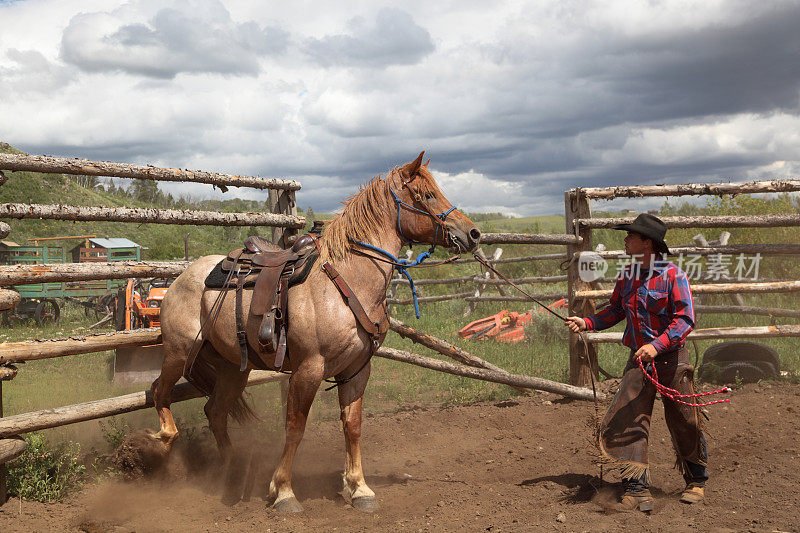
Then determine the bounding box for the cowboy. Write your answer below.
[565,213,707,512]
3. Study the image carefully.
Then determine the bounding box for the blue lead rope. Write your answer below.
[351,239,432,318]
[351,187,458,318]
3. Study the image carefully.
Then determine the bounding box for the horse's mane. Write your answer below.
[319,165,441,263]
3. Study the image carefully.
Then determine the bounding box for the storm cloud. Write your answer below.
[60,1,288,78]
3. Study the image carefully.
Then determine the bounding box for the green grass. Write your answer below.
[477,214,565,234]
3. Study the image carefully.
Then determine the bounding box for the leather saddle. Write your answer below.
[200,233,319,372]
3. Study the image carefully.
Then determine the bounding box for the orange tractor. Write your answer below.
[113,278,173,383]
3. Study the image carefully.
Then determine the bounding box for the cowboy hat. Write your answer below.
[612,213,670,255]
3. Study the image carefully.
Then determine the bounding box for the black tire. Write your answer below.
[699,341,781,383]
[701,341,780,369]
[718,361,768,384]
[35,299,60,327]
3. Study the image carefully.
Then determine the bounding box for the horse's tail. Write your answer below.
[185,343,259,424]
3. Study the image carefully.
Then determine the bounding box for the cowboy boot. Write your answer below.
[615,489,655,512]
[680,483,704,504]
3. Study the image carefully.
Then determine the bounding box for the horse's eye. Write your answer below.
[424,192,435,200]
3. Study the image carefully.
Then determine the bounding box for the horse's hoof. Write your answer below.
[351,496,378,513]
[273,496,303,513]
[221,491,240,507]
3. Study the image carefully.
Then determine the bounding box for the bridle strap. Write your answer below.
[390,169,459,247]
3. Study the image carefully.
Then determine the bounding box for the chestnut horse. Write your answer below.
[149,153,480,512]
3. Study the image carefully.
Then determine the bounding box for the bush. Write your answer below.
[99,417,130,450]
[6,432,86,502]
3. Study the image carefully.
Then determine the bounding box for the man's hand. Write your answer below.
[634,343,658,362]
[564,316,587,333]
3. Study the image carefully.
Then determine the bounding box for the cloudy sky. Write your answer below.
[2,0,800,215]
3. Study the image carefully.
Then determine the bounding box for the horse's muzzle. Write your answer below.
[449,227,481,253]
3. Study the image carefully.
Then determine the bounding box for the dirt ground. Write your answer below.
[1,380,798,532]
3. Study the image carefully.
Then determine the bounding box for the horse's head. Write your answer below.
[389,152,481,254]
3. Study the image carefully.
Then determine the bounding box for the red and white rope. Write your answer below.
[637,355,731,407]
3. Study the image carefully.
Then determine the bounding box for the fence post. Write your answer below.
[0,380,6,506]
[565,189,598,386]
[268,189,299,248]
[465,247,502,316]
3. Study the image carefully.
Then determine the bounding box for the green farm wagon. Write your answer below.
[0,237,144,326]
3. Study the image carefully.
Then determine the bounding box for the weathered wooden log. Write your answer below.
[0,370,287,439]
[89,313,114,330]
[0,222,9,239]
[585,324,800,343]
[587,243,800,259]
[578,178,800,199]
[0,328,162,364]
[0,261,190,287]
[452,253,568,264]
[470,275,568,286]
[0,153,301,191]
[0,438,25,464]
[375,347,603,401]
[694,305,800,319]
[577,281,800,299]
[389,274,568,287]
[481,232,581,245]
[387,292,473,305]
[390,275,476,286]
[0,203,305,228]
[388,318,529,394]
[464,294,567,303]
[579,214,800,230]
[0,289,20,311]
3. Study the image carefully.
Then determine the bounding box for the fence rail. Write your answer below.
[480,232,582,245]
[585,243,800,258]
[0,328,161,364]
[580,178,800,199]
[579,214,800,230]
[0,261,191,287]
[0,153,301,191]
[0,203,304,228]
[585,324,800,343]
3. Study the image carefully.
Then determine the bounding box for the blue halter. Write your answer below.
[351,186,458,319]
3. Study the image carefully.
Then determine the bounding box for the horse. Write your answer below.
[148,152,481,512]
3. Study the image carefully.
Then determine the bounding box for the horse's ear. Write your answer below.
[423,158,430,167]
[404,151,425,177]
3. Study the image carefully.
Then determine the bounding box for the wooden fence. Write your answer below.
[2,159,799,501]
[386,178,800,387]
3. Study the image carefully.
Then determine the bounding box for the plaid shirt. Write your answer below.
[584,261,695,354]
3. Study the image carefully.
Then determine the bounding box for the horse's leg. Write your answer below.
[337,363,377,512]
[268,362,323,513]
[149,343,186,449]
[204,358,251,505]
